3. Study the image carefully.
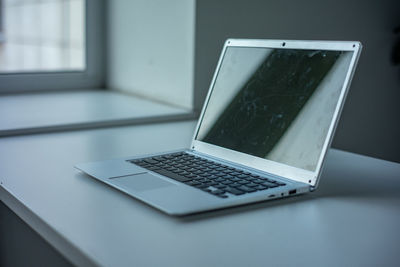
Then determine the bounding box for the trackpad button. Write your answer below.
[110,173,175,192]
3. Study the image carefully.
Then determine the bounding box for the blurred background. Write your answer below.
[0,0,399,163]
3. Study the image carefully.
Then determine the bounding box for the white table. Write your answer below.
[1,120,399,266]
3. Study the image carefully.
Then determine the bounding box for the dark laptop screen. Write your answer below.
[195,46,353,171]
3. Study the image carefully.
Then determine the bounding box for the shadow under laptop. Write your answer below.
[178,193,317,222]
[313,176,400,199]
[313,155,400,200]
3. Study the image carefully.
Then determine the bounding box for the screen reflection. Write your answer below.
[196,47,353,171]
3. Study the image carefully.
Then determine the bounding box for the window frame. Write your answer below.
[0,0,105,93]
[0,0,3,43]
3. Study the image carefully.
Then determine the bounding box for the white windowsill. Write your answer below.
[0,90,195,136]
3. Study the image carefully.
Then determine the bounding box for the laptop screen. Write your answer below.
[195,46,354,172]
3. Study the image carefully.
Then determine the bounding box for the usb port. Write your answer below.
[289,189,297,195]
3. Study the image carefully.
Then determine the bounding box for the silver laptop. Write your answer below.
[75,39,362,216]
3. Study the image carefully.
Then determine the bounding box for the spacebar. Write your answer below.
[153,169,191,183]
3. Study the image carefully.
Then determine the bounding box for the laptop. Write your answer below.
[75,39,362,216]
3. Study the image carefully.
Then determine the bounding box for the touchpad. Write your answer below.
[110,173,175,192]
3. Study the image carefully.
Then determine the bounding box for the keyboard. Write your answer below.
[129,152,285,199]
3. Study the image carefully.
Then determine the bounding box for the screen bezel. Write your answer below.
[191,39,362,187]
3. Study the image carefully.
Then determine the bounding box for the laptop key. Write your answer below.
[262,181,279,188]
[185,181,201,186]
[201,188,212,193]
[230,182,242,188]
[195,183,209,189]
[237,185,256,193]
[254,185,268,191]
[214,184,227,189]
[225,187,245,195]
[203,182,213,187]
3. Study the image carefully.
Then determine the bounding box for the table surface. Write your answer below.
[1,120,399,267]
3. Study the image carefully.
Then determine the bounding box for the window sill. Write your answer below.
[0,90,196,137]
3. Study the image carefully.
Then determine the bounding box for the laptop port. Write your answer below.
[289,189,297,195]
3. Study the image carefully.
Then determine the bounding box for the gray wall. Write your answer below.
[107,0,195,109]
[194,0,400,163]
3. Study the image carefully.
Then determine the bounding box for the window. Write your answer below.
[0,0,85,73]
[0,0,104,92]
[0,1,4,43]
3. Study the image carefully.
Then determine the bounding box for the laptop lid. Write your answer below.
[191,39,362,187]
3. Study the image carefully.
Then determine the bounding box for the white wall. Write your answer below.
[107,0,195,109]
